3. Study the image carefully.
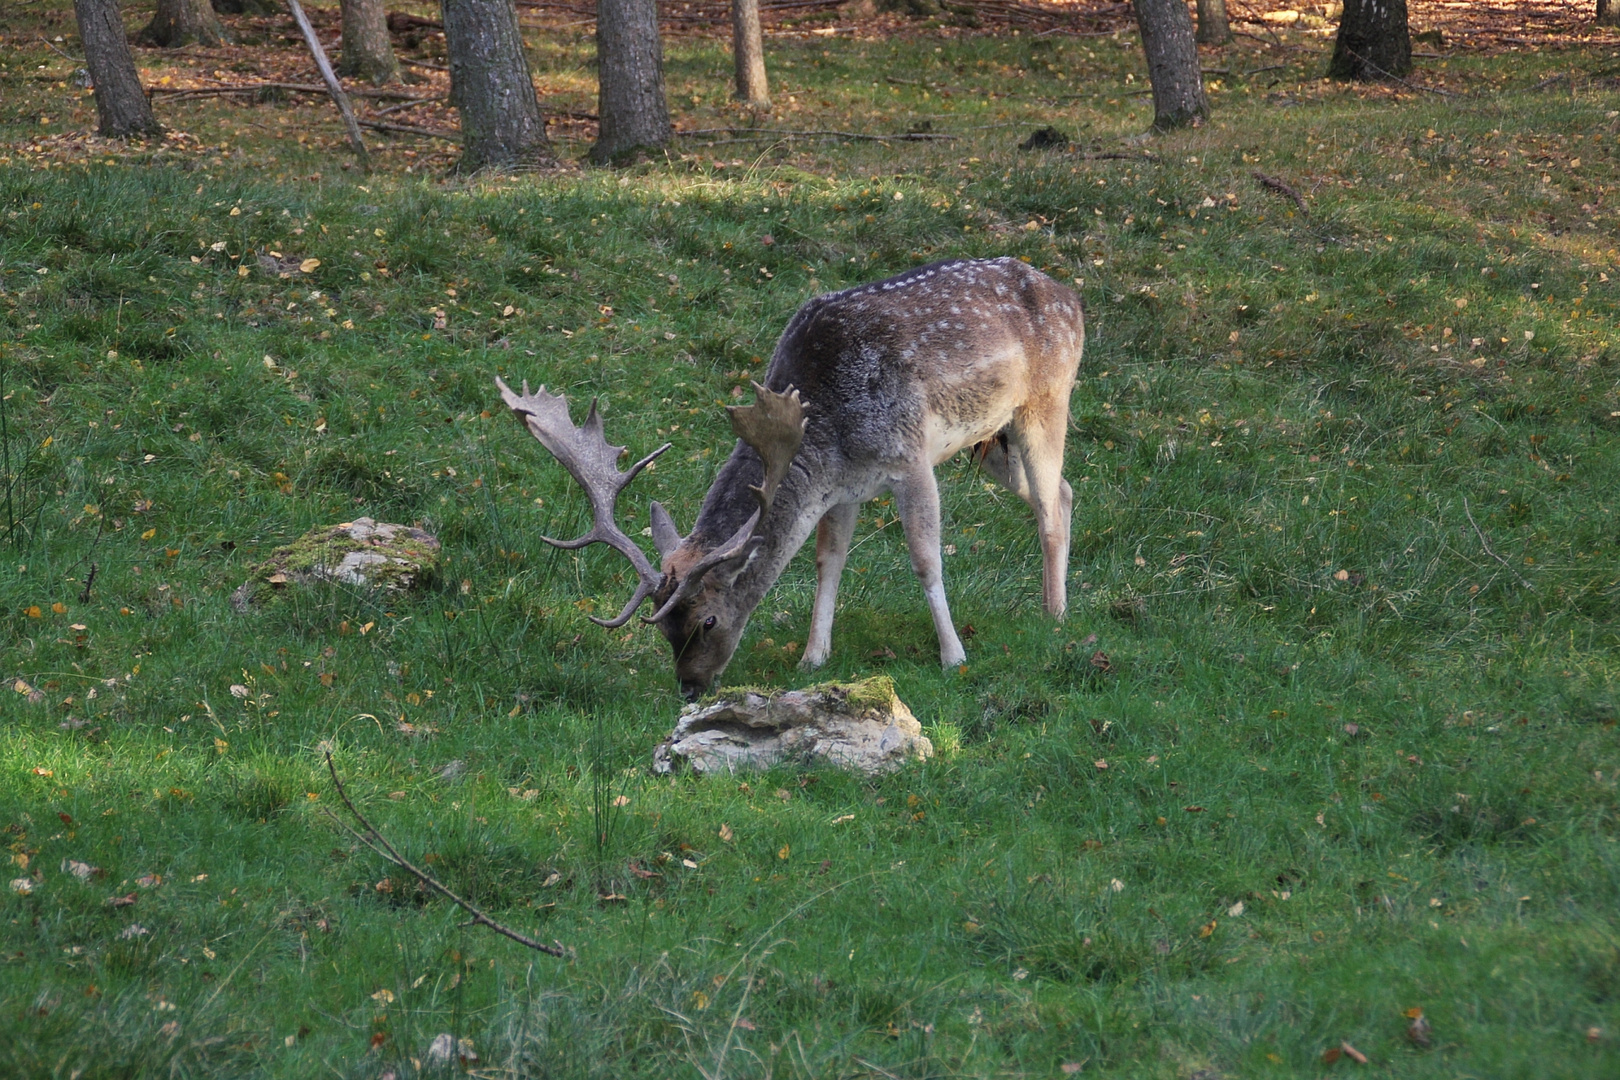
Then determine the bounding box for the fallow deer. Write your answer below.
[498,256,1084,700]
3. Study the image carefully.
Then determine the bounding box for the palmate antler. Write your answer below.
[644,382,806,621]
[499,377,806,628]
[495,378,671,628]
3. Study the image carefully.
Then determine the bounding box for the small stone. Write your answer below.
[231,517,439,610]
[653,676,932,777]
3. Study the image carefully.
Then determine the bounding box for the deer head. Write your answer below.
[497,377,806,700]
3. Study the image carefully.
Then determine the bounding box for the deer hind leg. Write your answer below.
[979,427,1073,617]
[801,501,859,669]
[891,466,968,669]
[1009,409,1074,619]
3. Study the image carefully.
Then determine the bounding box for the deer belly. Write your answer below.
[925,409,1014,465]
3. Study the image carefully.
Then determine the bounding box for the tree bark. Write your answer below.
[1598,0,1618,27]
[1134,0,1207,131]
[591,0,671,164]
[442,0,553,171]
[1329,0,1411,80]
[138,0,231,47]
[73,0,162,137]
[1195,0,1231,44]
[340,0,401,84]
[732,0,769,108]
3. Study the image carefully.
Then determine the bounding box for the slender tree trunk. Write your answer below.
[591,0,671,164]
[1598,0,1618,27]
[442,0,553,171]
[1329,0,1411,80]
[1195,0,1231,44]
[732,0,769,108]
[1134,0,1208,131]
[73,0,161,137]
[138,0,231,46]
[340,0,401,84]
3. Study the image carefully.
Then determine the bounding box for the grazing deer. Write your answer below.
[498,257,1084,700]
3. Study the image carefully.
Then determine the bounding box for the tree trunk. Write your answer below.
[1195,0,1231,44]
[591,0,671,164]
[1598,0,1618,27]
[1329,0,1411,80]
[73,0,162,137]
[340,0,401,84]
[1134,0,1207,131]
[732,0,769,108]
[212,0,279,14]
[138,0,231,46]
[441,0,553,171]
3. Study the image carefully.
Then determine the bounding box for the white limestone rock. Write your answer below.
[653,676,933,776]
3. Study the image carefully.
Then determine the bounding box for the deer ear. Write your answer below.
[649,500,682,560]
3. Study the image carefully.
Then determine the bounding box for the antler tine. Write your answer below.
[592,578,661,629]
[727,382,807,519]
[496,376,671,609]
[642,508,761,624]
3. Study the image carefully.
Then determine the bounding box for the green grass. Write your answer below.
[2,9,1620,1077]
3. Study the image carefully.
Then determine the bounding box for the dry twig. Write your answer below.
[1251,171,1309,217]
[322,752,571,958]
[1463,498,1534,590]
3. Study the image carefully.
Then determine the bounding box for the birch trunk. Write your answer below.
[591,0,672,163]
[74,0,162,137]
[732,0,769,108]
[1195,0,1232,45]
[442,0,554,171]
[340,0,402,84]
[139,0,230,47]
[1134,0,1208,131]
[1329,0,1412,80]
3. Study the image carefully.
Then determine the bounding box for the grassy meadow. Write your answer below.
[2,6,1619,1076]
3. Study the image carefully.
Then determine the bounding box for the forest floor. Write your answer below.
[1,0,1619,1077]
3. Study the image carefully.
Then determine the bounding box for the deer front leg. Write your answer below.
[891,467,967,669]
[800,502,859,669]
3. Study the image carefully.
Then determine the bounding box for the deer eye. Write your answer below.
[703,615,718,631]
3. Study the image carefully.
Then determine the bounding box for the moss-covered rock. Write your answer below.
[231,517,440,610]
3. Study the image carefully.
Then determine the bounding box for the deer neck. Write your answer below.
[689,441,828,610]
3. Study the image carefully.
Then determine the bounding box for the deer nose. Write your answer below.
[680,680,708,703]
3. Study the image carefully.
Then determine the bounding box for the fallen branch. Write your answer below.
[1346,49,1462,98]
[401,58,450,72]
[150,81,433,100]
[1463,498,1533,590]
[676,127,955,142]
[359,119,458,140]
[322,752,571,958]
[373,95,447,116]
[286,0,369,169]
[1251,171,1308,217]
[39,35,86,64]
